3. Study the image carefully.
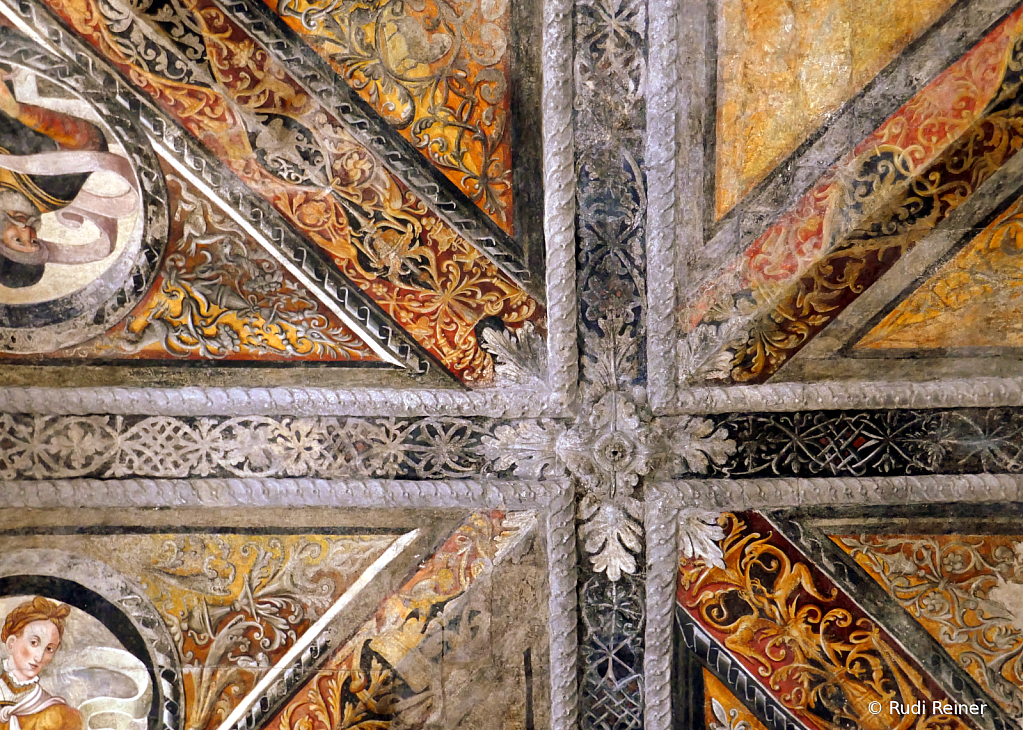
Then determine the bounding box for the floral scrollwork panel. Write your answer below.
[33,0,543,382]
[678,512,975,730]
[271,0,515,230]
[838,534,1023,719]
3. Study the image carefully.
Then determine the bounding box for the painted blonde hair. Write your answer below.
[1,597,70,642]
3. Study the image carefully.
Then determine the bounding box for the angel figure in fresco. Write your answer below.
[0,597,82,730]
[0,68,138,289]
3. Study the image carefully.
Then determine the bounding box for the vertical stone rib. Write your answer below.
[546,480,579,730]
[543,0,579,410]
[645,0,681,411]
[644,494,678,730]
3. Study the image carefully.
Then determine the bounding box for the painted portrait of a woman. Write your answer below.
[0,597,81,730]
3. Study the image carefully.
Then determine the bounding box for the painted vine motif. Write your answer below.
[837,534,1023,719]
[262,512,533,730]
[37,0,541,381]
[678,512,971,730]
[2,169,378,361]
[271,0,514,230]
[680,6,1023,385]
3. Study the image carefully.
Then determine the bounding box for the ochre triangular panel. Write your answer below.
[857,194,1023,350]
[704,669,770,730]
[715,0,957,218]
[834,534,1023,716]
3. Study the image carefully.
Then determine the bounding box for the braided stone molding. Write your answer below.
[643,498,677,730]
[0,549,183,730]
[660,474,1023,510]
[208,0,537,299]
[0,385,564,418]
[644,0,681,412]
[546,481,579,730]
[0,477,557,509]
[670,377,1023,413]
[542,0,579,410]
[0,0,439,378]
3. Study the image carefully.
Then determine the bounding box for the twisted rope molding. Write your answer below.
[644,0,681,412]
[542,0,579,410]
[643,499,677,730]
[671,377,1023,413]
[661,474,1023,510]
[546,481,579,730]
[0,386,564,417]
[0,478,559,509]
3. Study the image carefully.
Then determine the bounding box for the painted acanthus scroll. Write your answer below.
[271,0,514,229]
[678,513,975,730]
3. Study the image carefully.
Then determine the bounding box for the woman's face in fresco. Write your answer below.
[5,620,60,681]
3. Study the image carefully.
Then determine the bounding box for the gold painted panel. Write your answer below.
[857,194,1023,350]
[704,670,769,730]
[837,534,1023,717]
[271,0,515,232]
[716,0,956,218]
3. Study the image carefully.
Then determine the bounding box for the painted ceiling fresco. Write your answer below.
[856,192,1023,351]
[0,509,548,730]
[0,0,543,386]
[676,509,1023,730]
[680,0,1023,387]
[837,533,1023,718]
[714,0,956,218]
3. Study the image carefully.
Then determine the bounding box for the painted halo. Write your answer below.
[0,33,167,353]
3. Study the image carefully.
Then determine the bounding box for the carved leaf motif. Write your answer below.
[480,322,548,385]
[480,421,562,478]
[678,510,726,570]
[578,494,643,582]
[664,417,737,475]
[583,314,639,391]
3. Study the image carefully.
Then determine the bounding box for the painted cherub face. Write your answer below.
[5,620,60,682]
[0,190,41,254]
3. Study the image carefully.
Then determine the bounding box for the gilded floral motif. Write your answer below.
[39,0,542,381]
[838,534,1023,719]
[857,193,1023,349]
[271,0,514,230]
[678,513,971,730]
